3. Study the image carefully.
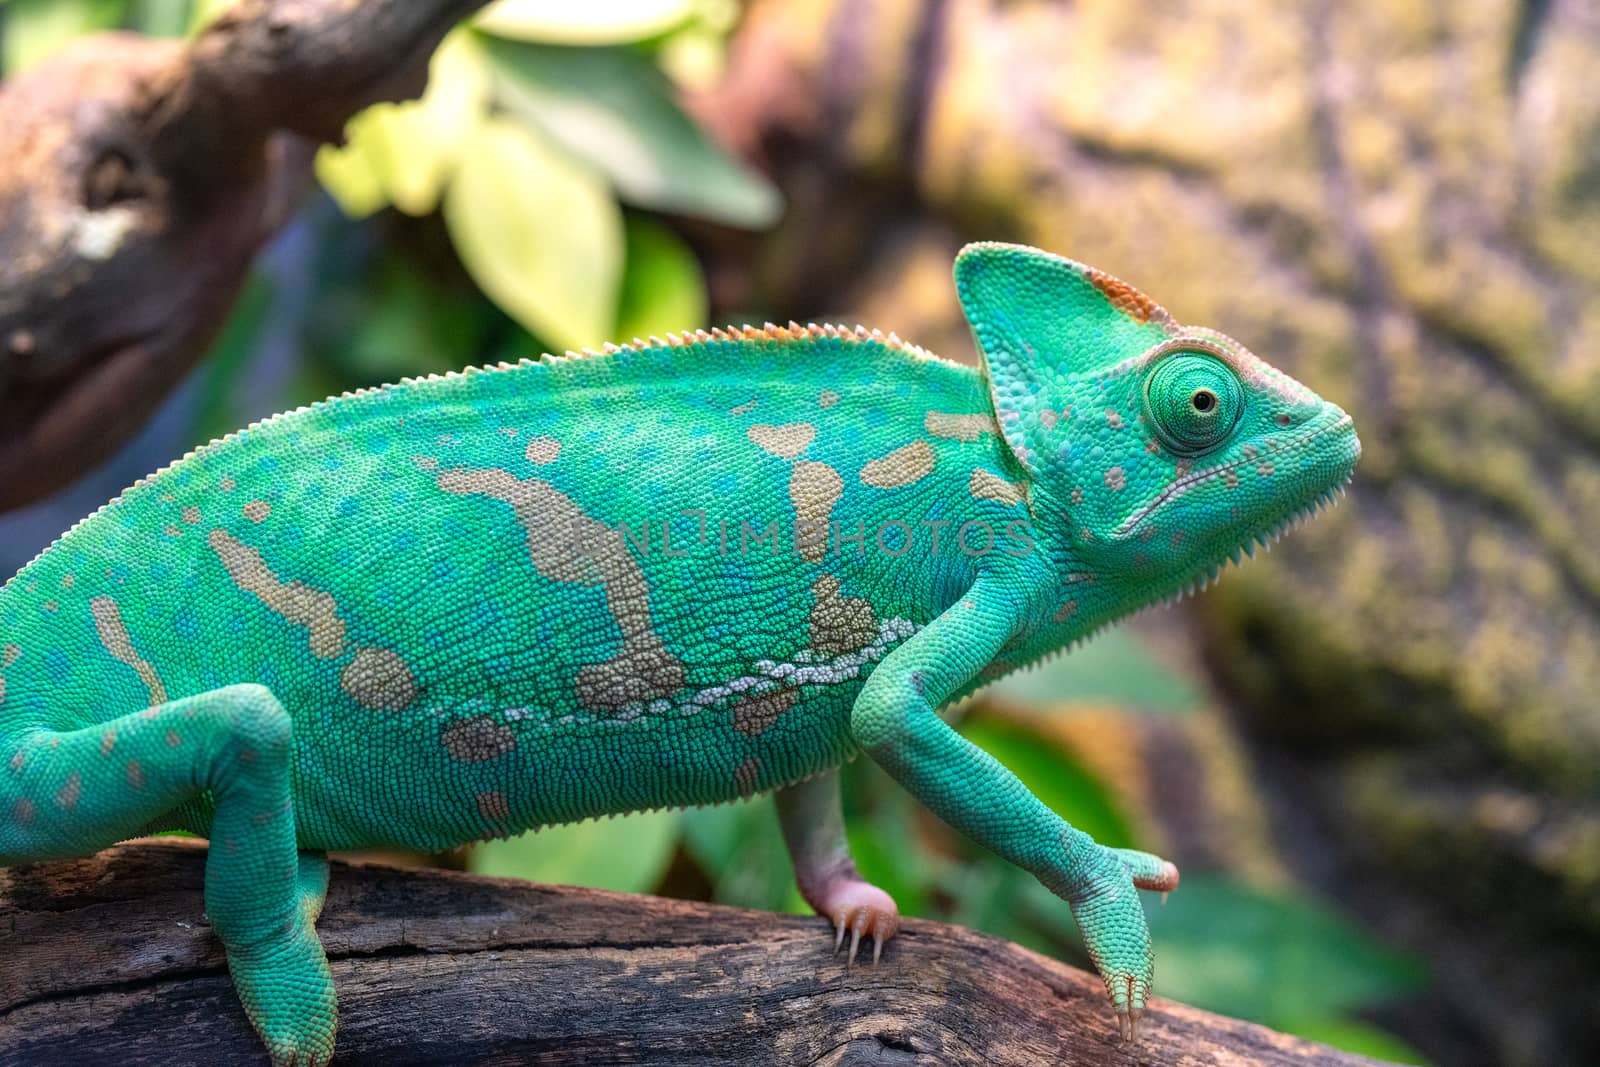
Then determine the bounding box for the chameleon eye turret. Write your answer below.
[1142,347,1243,454]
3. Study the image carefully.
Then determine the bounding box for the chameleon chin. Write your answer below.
[0,242,1358,1064]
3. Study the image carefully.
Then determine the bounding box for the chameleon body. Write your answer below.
[0,244,1358,1064]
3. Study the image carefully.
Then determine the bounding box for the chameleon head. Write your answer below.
[954,242,1361,602]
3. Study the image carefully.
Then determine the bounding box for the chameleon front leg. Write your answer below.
[0,684,336,1066]
[776,767,900,964]
[850,589,1179,1039]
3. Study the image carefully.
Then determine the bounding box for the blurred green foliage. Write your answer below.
[0,2,1430,1060]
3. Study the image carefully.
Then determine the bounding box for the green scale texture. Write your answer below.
[0,244,1360,1065]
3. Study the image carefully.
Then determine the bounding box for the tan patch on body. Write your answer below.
[1087,269,1163,324]
[731,688,799,737]
[729,399,758,416]
[1104,467,1126,491]
[1223,468,1241,489]
[789,462,843,562]
[412,455,439,471]
[1105,410,1124,429]
[818,390,841,409]
[89,597,168,705]
[1256,460,1275,477]
[14,797,34,826]
[969,468,1026,507]
[748,422,816,459]
[219,477,237,492]
[126,760,144,789]
[438,468,684,711]
[242,500,271,523]
[340,648,418,712]
[477,790,511,821]
[1039,410,1058,429]
[55,771,81,811]
[733,757,762,797]
[61,574,76,589]
[0,643,16,704]
[524,436,561,465]
[924,411,995,441]
[809,575,877,656]
[441,715,518,762]
[182,506,201,525]
[859,441,934,488]
[209,531,418,710]
[209,532,346,658]
[100,729,116,756]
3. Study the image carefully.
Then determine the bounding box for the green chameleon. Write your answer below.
[0,243,1358,1063]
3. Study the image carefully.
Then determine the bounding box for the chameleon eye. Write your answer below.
[1143,353,1242,454]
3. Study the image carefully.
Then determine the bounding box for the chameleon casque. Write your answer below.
[0,243,1359,1064]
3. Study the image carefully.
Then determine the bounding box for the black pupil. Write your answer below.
[1192,389,1216,413]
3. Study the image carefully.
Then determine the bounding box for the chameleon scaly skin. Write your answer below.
[0,243,1359,1063]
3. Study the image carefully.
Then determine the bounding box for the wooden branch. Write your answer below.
[0,0,492,512]
[0,840,1386,1066]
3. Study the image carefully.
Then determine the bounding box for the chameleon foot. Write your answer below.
[823,877,901,966]
[1067,845,1180,1042]
[227,924,338,1067]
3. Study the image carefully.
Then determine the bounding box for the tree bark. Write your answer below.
[0,839,1386,1066]
[0,0,492,512]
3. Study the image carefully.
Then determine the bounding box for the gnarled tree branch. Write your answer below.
[0,0,491,511]
[0,840,1386,1065]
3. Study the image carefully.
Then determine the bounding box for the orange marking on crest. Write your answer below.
[1088,270,1160,324]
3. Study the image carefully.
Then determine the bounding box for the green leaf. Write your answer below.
[476,0,694,46]
[958,714,1134,848]
[483,35,781,228]
[315,31,489,219]
[987,628,1205,715]
[2,0,125,76]
[445,116,623,350]
[469,809,681,893]
[615,217,707,341]
[1145,875,1428,1027]
[314,115,390,220]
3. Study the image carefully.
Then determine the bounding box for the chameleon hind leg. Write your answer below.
[0,683,336,1066]
[776,767,900,964]
[850,587,1179,1040]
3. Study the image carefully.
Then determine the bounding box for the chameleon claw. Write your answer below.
[847,914,865,967]
[872,934,884,967]
[833,915,847,953]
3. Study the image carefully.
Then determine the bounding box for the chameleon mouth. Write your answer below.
[1148,412,1359,604]
[1113,410,1356,538]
